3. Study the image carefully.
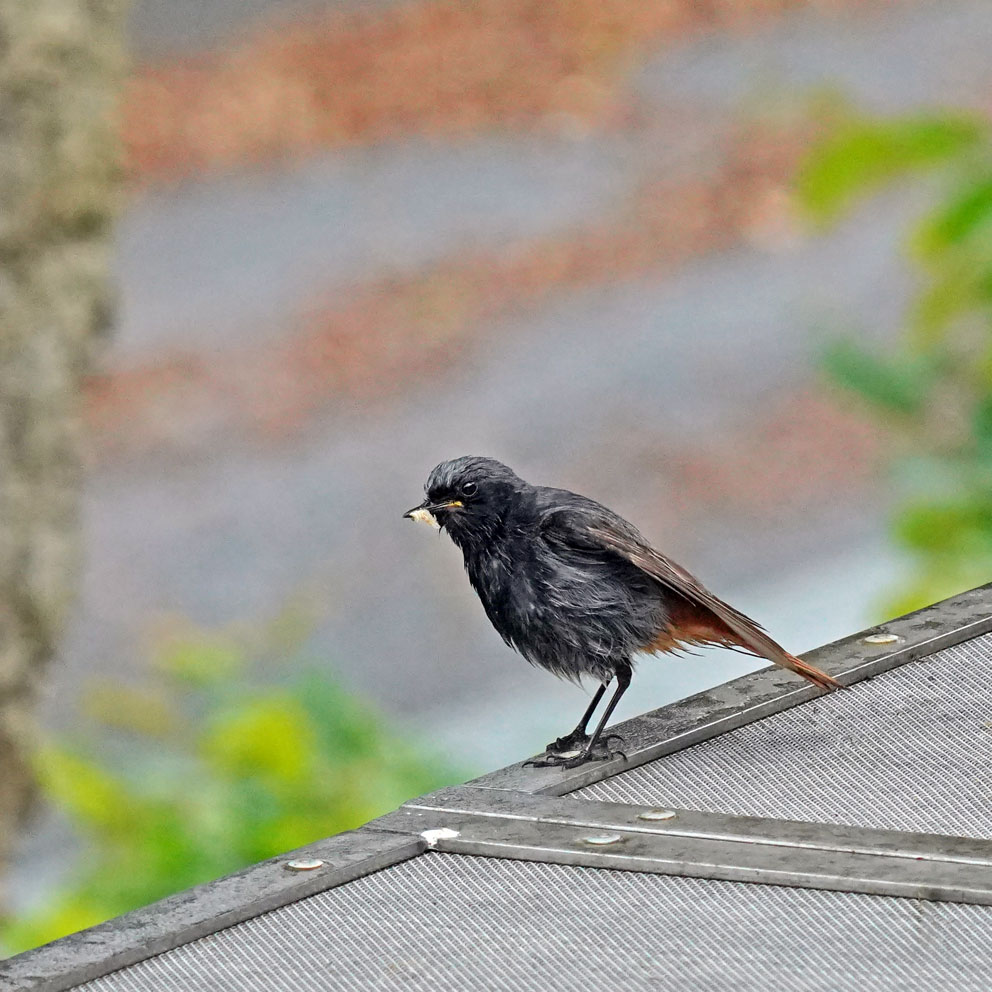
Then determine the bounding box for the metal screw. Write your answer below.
[285,858,325,872]
[863,632,900,645]
[637,808,677,822]
[581,832,624,846]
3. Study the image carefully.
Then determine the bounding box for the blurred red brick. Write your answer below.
[122,0,884,182]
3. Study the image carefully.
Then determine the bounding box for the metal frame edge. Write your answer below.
[0,829,426,992]
[467,582,992,795]
[369,788,992,906]
[4,583,991,989]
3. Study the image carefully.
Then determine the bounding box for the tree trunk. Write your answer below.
[0,0,126,913]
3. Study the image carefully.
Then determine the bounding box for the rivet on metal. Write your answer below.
[285,858,325,872]
[863,632,900,645]
[581,833,624,846]
[637,808,677,822]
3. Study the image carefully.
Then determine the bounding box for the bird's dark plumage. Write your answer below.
[405,456,841,767]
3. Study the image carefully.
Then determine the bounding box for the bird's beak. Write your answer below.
[403,500,463,528]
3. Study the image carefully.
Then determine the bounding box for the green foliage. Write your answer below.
[796,113,984,226]
[797,107,992,615]
[820,338,936,416]
[1,616,463,954]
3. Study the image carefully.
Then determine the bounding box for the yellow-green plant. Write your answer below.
[2,618,462,953]
[797,107,992,615]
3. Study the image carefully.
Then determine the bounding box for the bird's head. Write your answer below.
[404,456,524,547]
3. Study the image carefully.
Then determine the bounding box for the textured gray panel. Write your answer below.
[73,853,991,992]
[576,636,992,836]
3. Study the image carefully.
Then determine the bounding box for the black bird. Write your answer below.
[405,456,841,768]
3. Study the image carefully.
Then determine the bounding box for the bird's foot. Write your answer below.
[524,734,626,769]
[544,730,590,754]
[544,730,625,755]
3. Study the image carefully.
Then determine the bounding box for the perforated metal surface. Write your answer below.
[14,596,988,992]
[577,636,992,836]
[73,852,991,992]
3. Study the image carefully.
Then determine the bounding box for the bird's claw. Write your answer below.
[524,735,627,769]
[545,731,590,754]
[545,731,625,755]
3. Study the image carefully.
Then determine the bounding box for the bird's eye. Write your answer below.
[461,481,478,497]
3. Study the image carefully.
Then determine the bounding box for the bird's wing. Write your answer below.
[539,498,841,689]
[540,499,764,635]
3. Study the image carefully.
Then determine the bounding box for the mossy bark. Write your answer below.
[0,0,126,911]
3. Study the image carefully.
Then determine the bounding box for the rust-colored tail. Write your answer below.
[649,597,844,691]
[777,652,843,691]
[587,526,846,691]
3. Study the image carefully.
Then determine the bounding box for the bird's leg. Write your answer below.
[527,664,631,769]
[573,662,630,764]
[544,682,607,754]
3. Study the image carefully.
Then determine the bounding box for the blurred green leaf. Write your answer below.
[1,895,109,958]
[35,749,134,834]
[909,259,990,341]
[973,395,992,458]
[893,500,992,553]
[797,113,984,225]
[884,553,992,619]
[805,104,992,620]
[200,694,315,783]
[296,672,381,758]
[912,176,992,262]
[2,620,465,956]
[822,338,932,416]
[154,625,245,687]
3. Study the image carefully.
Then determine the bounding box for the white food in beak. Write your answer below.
[409,507,440,529]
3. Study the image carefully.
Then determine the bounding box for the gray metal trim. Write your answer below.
[370,788,992,906]
[4,584,992,990]
[470,582,992,796]
[0,829,426,992]
[398,787,992,866]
